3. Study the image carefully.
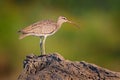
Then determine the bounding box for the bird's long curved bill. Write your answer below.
[67,20,80,29]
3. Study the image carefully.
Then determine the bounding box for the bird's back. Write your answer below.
[19,20,57,39]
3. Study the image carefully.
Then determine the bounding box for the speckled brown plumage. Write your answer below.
[18,20,58,39]
[18,16,73,55]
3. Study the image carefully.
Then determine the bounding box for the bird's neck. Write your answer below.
[57,20,64,28]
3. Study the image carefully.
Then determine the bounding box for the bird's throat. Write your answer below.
[57,20,64,29]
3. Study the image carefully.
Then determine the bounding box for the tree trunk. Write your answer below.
[18,53,120,80]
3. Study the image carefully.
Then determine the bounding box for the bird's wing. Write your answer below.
[19,20,57,34]
[19,21,43,34]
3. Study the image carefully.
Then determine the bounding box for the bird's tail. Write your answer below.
[19,33,30,39]
[18,30,30,39]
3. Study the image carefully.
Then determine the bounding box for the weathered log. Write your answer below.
[18,53,120,80]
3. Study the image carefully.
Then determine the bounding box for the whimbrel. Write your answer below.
[18,16,78,55]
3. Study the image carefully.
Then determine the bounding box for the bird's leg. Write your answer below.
[40,36,46,55]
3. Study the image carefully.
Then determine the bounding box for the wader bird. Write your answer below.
[18,16,79,55]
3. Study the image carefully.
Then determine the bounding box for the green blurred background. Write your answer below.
[0,0,120,80]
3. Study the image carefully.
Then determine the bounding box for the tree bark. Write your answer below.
[18,53,120,80]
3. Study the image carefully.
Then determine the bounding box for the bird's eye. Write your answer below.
[63,17,66,20]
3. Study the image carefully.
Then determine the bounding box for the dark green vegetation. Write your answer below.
[0,0,120,80]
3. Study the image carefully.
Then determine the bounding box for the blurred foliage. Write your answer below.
[0,0,120,80]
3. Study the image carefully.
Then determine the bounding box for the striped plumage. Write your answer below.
[18,20,57,39]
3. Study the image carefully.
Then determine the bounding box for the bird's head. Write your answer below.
[58,16,69,23]
[58,16,80,28]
